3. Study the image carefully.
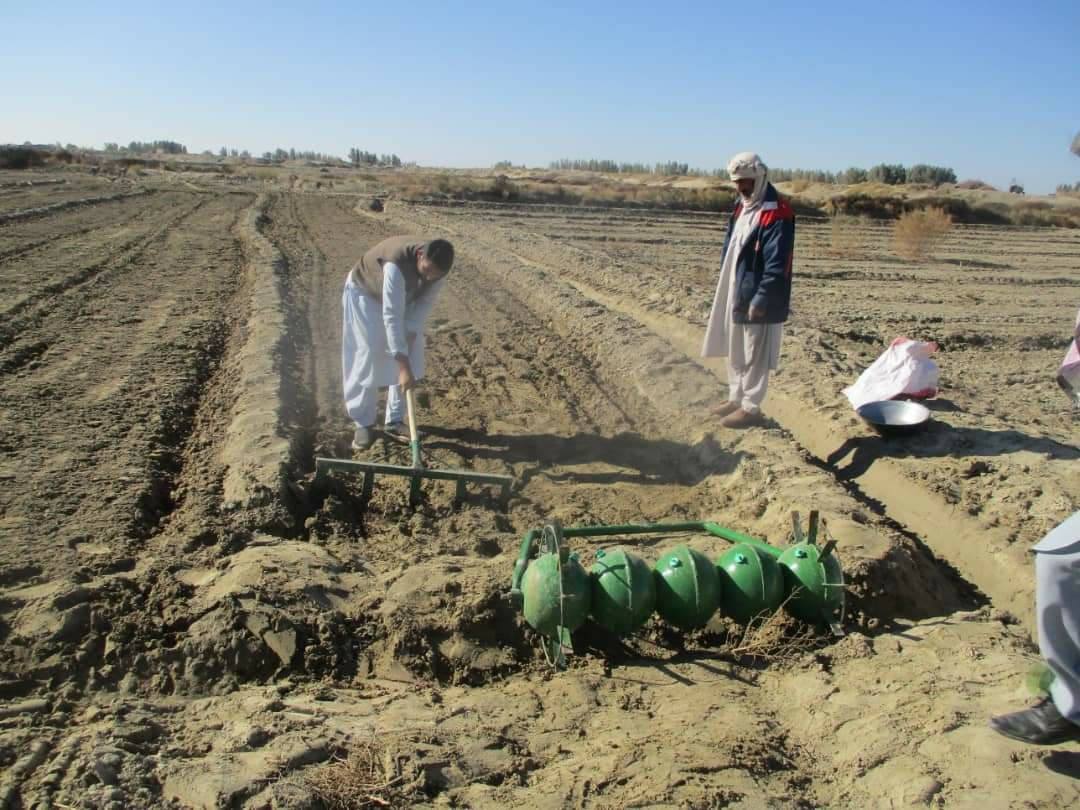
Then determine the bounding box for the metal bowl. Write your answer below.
[856,400,931,437]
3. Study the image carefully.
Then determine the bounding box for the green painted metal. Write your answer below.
[716,543,785,624]
[777,542,845,626]
[313,391,514,509]
[552,521,781,559]
[521,551,591,640]
[653,545,721,630]
[510,514,846,669]
[589,548,656,635]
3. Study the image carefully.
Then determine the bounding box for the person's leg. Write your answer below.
[721,331,762,428]
[342,284,379,432]
[990,547,1080,743]
[724,356,744,410]
[739,353,771,414]
[1038,549,1080,722]
[385,385,404,425]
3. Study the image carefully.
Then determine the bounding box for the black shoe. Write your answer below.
[383,422,417,443]
[990,697,1080,745]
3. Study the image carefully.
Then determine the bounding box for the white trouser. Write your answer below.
[1036,547,1080,722]
[726,356,770,413]
[342,282,417,428]
[723,322,782,414]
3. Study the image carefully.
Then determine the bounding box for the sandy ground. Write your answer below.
[0,168,1078,809]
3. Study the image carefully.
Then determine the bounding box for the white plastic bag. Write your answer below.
[1062,336,1080,408]
[843,337,939,410]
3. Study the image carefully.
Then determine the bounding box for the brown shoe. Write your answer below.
[711,401,740,418]
[721,408,762,429]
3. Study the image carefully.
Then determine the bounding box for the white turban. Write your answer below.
[727,152,768,212]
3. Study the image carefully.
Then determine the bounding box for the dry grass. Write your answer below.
[826,215,864,258]
[303,735,411,810]
[893,206,953,260]
[724,594,826,664]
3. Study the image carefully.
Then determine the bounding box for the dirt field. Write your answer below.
[1,168,1078,809]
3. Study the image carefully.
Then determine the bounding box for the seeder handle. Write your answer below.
[405,387,422,473]
[406,388,420,444]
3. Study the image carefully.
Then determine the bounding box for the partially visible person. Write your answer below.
[990,511,1080,745]
[341,236,454,450]
[702,152,794,428]
[1056,306,1080,408]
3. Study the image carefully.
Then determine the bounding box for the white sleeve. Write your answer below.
[405,277,447,335]
[382,263,409,357]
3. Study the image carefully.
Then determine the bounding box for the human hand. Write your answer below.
[748,303,766,321]
[396,355,415,391]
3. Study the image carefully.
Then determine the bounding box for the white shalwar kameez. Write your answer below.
[701,209,783,414]
[341,263,446,428]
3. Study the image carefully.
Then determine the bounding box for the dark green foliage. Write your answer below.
[907,164,957,185]
[0,146,46,169]
[348,148,401,167]
[868,163,907,184]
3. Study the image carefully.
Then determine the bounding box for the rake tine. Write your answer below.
[361,471,374,508]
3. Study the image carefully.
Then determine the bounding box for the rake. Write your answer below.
[314,389,514,509]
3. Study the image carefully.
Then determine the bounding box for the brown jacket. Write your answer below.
[350,236,434,302]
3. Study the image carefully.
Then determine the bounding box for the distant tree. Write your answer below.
[841,167,868,184]
[907,164,957,185]
[869,163,907,184]
[770,168,839,183]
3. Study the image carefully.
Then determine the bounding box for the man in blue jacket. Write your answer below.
[702,152,794,428]
[990,511,1080,744]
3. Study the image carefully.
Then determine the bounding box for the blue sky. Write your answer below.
[4,1,1078,193]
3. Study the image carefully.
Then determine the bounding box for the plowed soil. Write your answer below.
[1,169,1077,809]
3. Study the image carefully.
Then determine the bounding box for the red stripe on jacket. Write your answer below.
[758,199,794,228]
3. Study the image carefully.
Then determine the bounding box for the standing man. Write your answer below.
[342,236,454,449]
[702,152,794,428]
[990,511,1080,744]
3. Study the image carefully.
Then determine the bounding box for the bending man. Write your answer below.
[342,236,454,450]
[702,152,794,428]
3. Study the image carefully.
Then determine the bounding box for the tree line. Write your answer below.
[104,141,187,155]
[544,158,958,186]
[349,148,402,167]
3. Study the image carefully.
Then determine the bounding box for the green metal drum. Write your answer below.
[653,545,721,630]
[521,551,591,639]
[589,548,656,635]
[716,543,784,624]
[777,542,845,626]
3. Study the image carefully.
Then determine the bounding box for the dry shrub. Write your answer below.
[725,595,826,664]
[303,736,410,810]
[893,206,952,260]
[789,178,812,193]
[826,215,862,258]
